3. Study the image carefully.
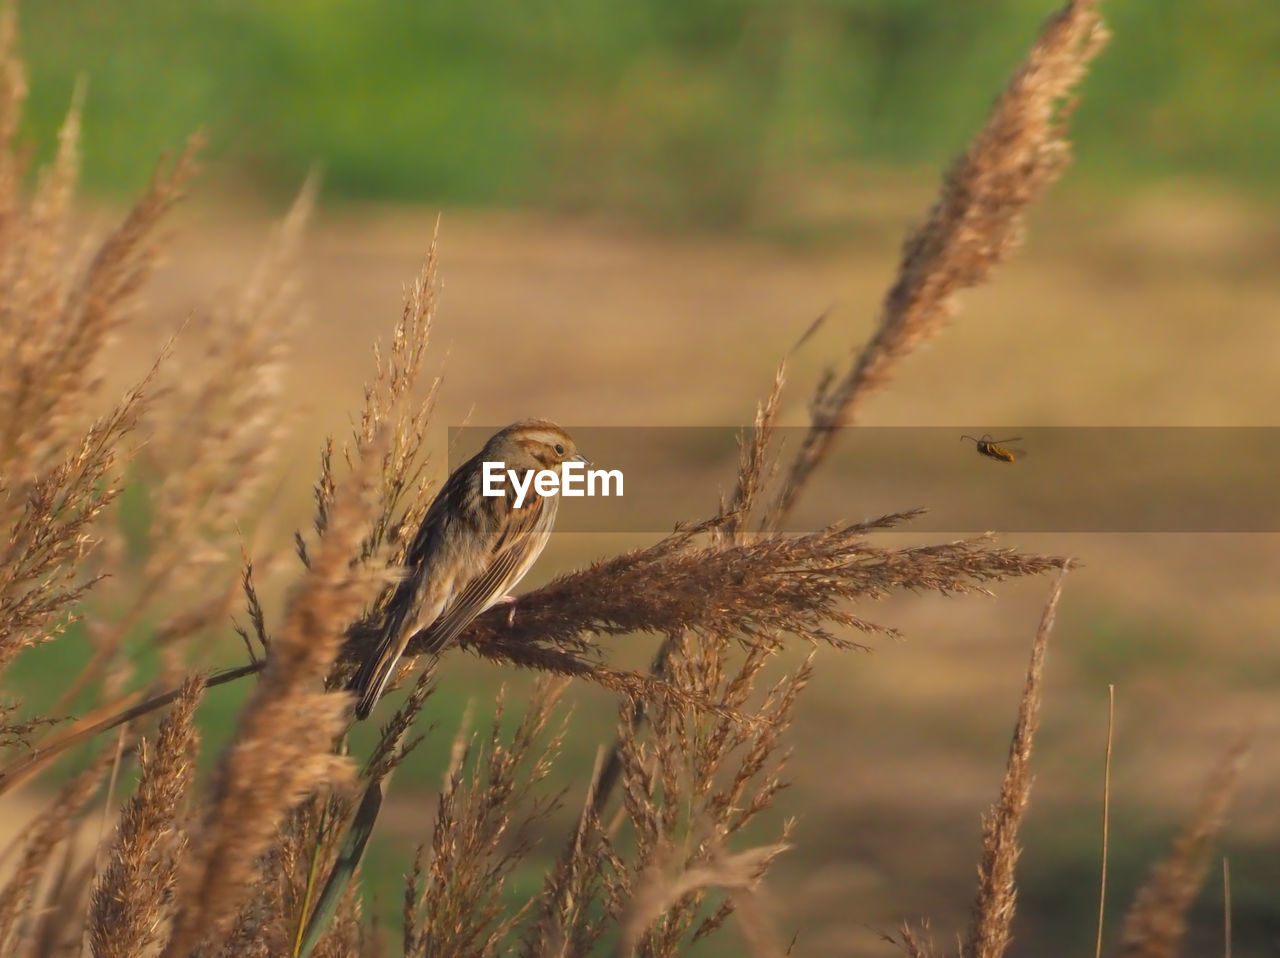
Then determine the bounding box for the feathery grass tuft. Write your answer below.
[962,565,1070,958]
[5,4,1257,957]
[1115,737,1250,958]
[162,430,392,957]
[769,0,1110,525]
[88,676,205,958]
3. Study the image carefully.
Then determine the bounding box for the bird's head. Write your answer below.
[487,419,586,471]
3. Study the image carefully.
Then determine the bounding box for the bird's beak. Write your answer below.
[572,453,591,466]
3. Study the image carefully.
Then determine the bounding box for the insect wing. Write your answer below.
[985,436,1023,462]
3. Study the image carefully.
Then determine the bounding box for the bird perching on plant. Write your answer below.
[348,419,586,719]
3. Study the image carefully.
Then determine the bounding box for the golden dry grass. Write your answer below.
[2,1,1276,955]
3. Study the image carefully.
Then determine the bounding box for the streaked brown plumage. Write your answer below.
[349,419,584,719]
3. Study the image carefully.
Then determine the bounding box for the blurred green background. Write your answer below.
[20,0,1280,224]
[10,1,1280,953]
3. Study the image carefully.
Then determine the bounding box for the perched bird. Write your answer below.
[349,419,584,719]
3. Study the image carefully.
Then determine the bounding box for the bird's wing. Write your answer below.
[414,495,558,656]
[349,563,451,719]
[348,463,475,719]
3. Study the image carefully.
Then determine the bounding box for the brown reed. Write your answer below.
[1,3,1257,956]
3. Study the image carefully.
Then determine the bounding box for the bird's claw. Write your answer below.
[494,593,518,626]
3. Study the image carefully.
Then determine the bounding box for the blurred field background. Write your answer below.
[8,1,1280,954]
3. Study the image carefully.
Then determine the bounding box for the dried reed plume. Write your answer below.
[302,222,442,574]
[402,682,567,957]
[594,621,804,958]
[582,0,1112,892]
[443,517,1067,669]
[0,747,114,950]
[6,2,1258,956]
[615,838,789,958]
[770,0,1111,524]
[0,5,197,489]
[1,173,318,798]
[1115,737,1250,958]
[53,175,314,715]
[88,677,205,958]
[0,28,199,672]
[161,433,392,957]
[884,920,938,958]
[962,565,1069,958]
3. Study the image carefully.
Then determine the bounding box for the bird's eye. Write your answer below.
[554,443,565,455]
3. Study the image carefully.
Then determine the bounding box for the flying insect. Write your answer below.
[960,433,1023,463]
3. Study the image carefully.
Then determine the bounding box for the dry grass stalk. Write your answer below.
[304,236,442,719]
[445,517,1069,668]
[0,745,113,951]
[1220,857,1231,958]
[0,661,259,796]
[0,705,55,752]
[402,680,568,958]
[25,136,198,469]
[1095,683,1116,958]
[522,747,610,958]
[291,669,442,958]
[218,236,446,958]
[362,665,438,789]
[31,841,96,957]
[0,8,26,226]
[304,225,442,575]
[55,175,315,713]
[0,6,1153,957]
[145,178,313,617]
[0,6,203,763]
[884,920,938,958]
[0,5,196,486]
[769,0,1110,524]
[234,552,271,661]
[0,368,156,677]
[616,838,789,958]
[1115,736,1250,958]
[161,432,393,958]
[962,564,1070,958]
[213,792,363,958]
[88,676,205,958]
[480,360,1064,821]
[580,615,807,957]
[352,511,1070,738]
[717,359,787,545]
[570,357,803,865]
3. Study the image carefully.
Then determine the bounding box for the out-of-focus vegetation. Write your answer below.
[21,0,1280,225]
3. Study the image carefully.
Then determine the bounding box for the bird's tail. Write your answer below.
[347,593,414,720]
[348,648,398,721]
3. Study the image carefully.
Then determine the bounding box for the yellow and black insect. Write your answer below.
[960,433,1023,463]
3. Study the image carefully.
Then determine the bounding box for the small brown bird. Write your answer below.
[349,419,584,719]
